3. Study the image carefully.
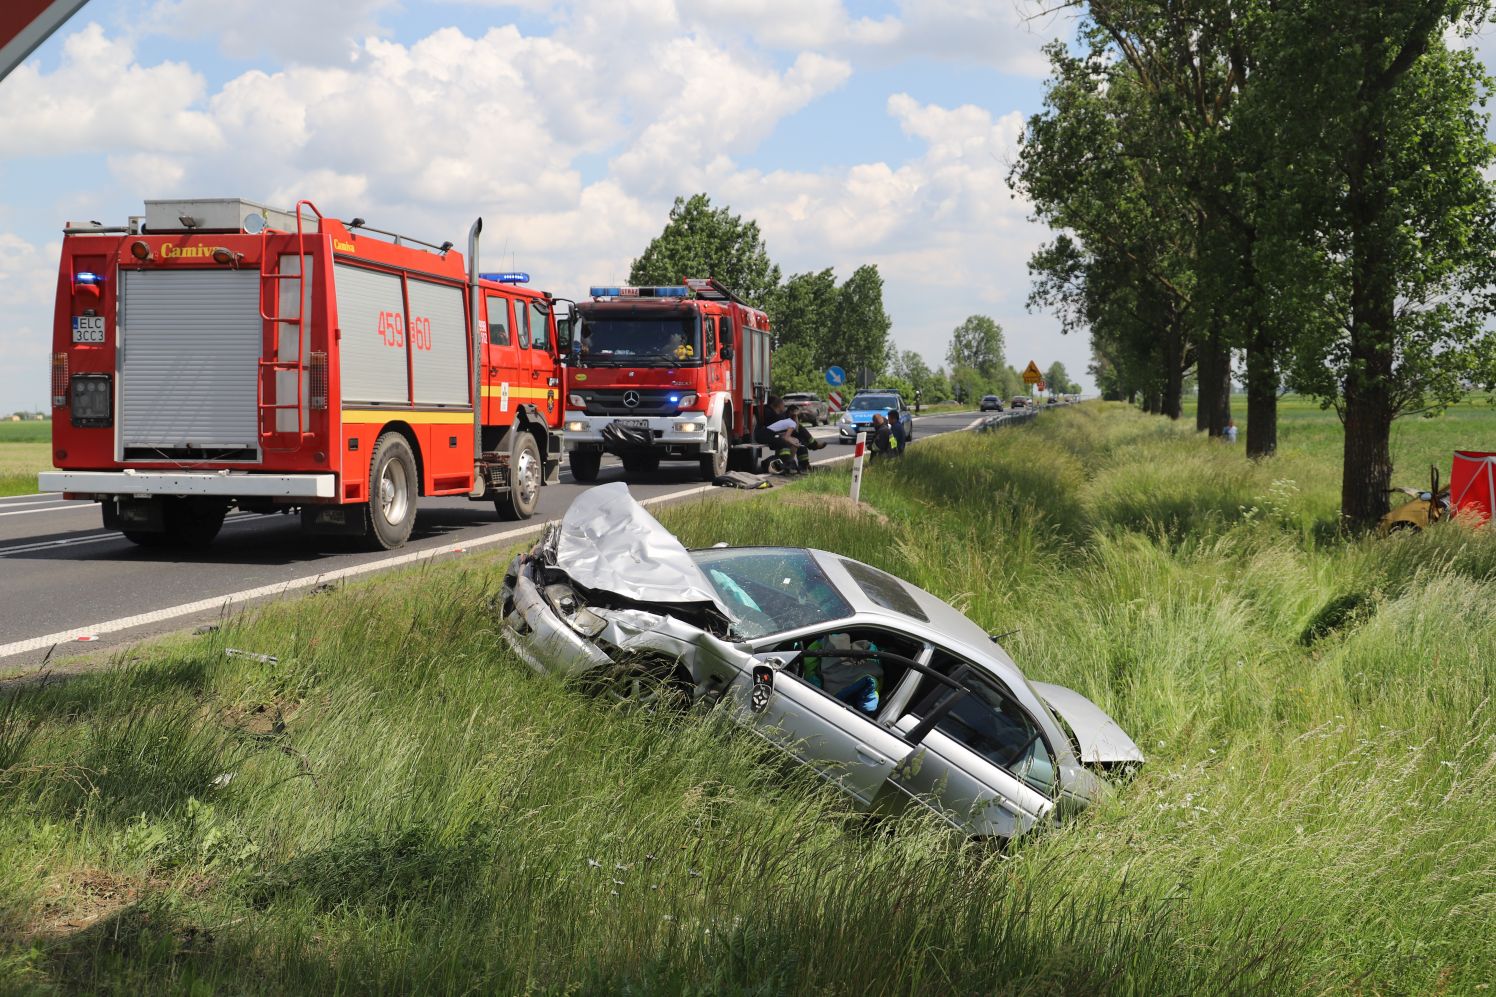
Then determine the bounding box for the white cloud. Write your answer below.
[0,233,59,408]
[146,0,399,64]
[0,23,223,157]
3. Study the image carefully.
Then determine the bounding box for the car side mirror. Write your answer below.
[720,345,734,361]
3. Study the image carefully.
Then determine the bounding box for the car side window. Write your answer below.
[759,628,925,720]
[704,315,717,356]
[486,296,511,346]
[909,653,1057,796]
[517,302,531,349]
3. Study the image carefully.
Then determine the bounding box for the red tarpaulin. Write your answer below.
[1,1,89,83]
[1450,451,1496,525]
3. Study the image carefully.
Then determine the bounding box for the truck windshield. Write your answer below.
[578,315,701,366]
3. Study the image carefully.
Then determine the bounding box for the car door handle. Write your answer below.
[532,370,539,379]
[854,744,888,765]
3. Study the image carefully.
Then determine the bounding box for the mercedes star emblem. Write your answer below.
[623,390,641,407]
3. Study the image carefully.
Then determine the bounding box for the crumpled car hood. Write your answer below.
[546,482,732,622]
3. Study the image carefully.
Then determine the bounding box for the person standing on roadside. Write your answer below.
[1224,419,1238,444]
[887,408,905,456]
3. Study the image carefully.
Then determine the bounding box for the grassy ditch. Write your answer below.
[1,403,1493,993]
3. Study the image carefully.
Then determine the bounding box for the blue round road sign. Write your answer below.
[826,366,846,386]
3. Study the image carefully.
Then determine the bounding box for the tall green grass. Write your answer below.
[0,403,1492,993]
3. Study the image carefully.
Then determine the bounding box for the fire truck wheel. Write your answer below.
[568,450,602,483]
[169,498,228,548]
[366,433,418,549]
[497,432,541,521]
[700,440,728,481]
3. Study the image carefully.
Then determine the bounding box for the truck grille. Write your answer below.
[578,389,683,417]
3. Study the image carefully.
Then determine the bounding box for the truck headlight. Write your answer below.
[674,421,704,433]
[568,393,586,408]
[565,420,588,432]
[676,393,698,409]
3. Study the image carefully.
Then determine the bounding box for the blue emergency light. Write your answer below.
[74,272,103,284]
[589,285,689,299]
[480,272,530,284]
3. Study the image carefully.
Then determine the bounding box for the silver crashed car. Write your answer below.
[499,483,1143,840]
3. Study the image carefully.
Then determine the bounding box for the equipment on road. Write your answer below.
[562,278,773,483]
[41,197,567,550]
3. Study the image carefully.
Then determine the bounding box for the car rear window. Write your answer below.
[838,559,928,621]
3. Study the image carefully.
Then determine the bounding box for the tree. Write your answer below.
[945,315,1007,379]
[832,265,892,385]
[1045,361,1075,395]
[767,269,839,366]
[1258,0,1496,525]
[630,194,782,307]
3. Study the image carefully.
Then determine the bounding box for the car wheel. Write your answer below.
[365,432,418,549]
[568,450,602,483]
[587,657,693,712]
[497,431,542,521]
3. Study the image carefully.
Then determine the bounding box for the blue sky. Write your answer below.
[5,0,1475,412]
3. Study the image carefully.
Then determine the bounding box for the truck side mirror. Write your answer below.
[720,345,734,360]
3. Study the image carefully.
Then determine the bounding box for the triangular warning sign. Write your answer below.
[1023,360,1041,376]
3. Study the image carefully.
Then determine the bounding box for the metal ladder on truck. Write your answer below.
[256,200,322,453]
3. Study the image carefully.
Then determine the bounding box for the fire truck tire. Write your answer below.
[366,433,418,549]
[568,450,602,483]
[496,432,542,521]
[120,498,226,549]
[700,440,728,481]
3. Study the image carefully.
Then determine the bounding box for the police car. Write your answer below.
[836,391,914,444]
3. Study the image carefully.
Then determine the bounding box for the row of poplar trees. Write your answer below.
[1010,0,1496,527]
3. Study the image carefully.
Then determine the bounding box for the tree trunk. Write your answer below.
[1197,324,1231,435]
[1196,331,1214,432]
[1244,327,1277,457]
[1341,106,1397,528]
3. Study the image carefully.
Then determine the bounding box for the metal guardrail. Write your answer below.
[977,409,1039,432]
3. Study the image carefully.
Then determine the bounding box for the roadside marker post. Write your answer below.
[850,433,867,503]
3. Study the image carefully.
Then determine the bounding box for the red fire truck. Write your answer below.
[562,279,772,481]
[40,197,565,550]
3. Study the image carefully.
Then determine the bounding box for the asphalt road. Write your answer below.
[0,409,995,668]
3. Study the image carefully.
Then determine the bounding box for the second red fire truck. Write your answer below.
[41,197,566,549]
[562,279,773,481]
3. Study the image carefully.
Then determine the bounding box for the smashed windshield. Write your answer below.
[850,394,897,411]
[578,315,701,366]
[690,547,853,639]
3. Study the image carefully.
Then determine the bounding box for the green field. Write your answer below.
[0,402,1492,993]
[0,420,50,497]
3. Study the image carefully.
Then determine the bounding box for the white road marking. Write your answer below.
[0,502,92,519]
[0,414,994,660]
[0,513,268,558]
[0,498,70,510]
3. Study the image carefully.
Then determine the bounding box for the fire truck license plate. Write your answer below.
[617,418,649,429]
[72,316,105,343]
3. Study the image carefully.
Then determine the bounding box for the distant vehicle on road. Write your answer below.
[980,395,1003,412]
[837,391,914,444]
[782,392,830,426]
[1010,397,1029,409]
